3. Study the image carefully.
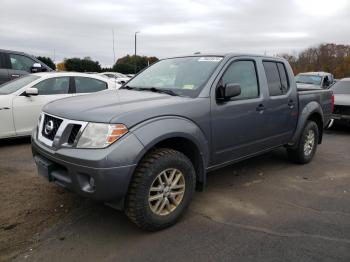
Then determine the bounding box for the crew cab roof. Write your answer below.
[170,52,287,62]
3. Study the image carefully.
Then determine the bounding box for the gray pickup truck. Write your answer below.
[32,54,333,231]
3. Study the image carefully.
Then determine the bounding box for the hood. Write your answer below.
[334,94,350,106]
[43,89,198,127]
[296,83,321,89]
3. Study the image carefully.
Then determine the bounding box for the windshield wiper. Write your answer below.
[121,85,179,96]
[120,85,141,91]
[146,87,179,96]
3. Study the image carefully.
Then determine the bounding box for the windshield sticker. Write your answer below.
[198,57,223,62]
[183,84,195,89]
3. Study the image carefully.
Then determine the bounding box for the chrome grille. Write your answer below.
[38,113,87,148]
[67,124,82,145]
[41,115,63,141]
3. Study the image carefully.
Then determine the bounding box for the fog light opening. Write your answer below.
[89,177,95,189]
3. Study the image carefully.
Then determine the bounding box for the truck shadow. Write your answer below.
[38,148,291,238]
[0,136,31,148]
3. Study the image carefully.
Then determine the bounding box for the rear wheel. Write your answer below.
[287,121,319,164]
[125,148,195,231]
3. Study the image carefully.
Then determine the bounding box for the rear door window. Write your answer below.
[263,61,289,96]
[74,77,107,93]
[263,62,282,96]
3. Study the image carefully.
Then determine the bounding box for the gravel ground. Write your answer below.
[1,125,350,262]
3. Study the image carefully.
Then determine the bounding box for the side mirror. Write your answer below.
[25,87,38,96]
[217,83,241,101]
[31,63,42,73]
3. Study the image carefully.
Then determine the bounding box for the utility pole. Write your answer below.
[112,29,116,67]
[134,31,140,73]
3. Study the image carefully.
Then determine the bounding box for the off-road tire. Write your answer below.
[287,121,319,164]
[125,148,196,231]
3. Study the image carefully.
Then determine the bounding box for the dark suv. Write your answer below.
[0,49,53,84]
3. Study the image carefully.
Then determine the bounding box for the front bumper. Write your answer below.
[31,128,145,203]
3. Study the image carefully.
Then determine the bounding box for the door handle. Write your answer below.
[256,104,265,113]
[11,74,20,78]
[288,100,295,108]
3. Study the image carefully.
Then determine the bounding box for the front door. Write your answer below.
[7,53,36,80]
[211,59,269,166]
[12,76,72,136]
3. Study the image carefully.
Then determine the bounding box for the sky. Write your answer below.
[1,0,350,67]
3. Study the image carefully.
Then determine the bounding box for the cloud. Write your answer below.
[0,0,349,67]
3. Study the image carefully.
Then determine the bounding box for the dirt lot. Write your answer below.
[1,125,350,262]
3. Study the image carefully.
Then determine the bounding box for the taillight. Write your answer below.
[331,94,334,113]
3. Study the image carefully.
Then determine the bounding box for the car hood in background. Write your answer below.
[43,89,207,128]
[334,94,350,106]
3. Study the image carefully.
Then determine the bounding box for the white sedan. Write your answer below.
[0,72,120,139]
[98,72,130,84]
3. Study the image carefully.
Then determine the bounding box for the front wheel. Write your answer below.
[125,148,195,231]
[287,121,319,164]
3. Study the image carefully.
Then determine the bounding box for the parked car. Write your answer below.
[0,49,53,85]
[328,78,350,126]
[98,72,130,84]
[32,54,333,231]
[295,72,335,90]
[0,72,117,139]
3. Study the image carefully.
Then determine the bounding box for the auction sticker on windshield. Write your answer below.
[198,57,223,62]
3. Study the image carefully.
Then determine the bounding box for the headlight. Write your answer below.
[77,123,128,148]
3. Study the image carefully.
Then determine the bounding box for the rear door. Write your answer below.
[72,76,108,95]
[0,52,10,84]
[262,61,298,146]
[12,76,73,136]
[7,53,37,80]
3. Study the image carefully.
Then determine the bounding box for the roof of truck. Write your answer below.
[0,49,29,55]
[168,53,287,62]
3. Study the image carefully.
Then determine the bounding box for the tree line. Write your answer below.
[279,43,350,79]
[37,55,159,74]
[37,43,350,79]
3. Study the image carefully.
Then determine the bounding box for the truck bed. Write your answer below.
[298,88,333,127]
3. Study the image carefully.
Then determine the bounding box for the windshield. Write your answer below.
[331,80,350,94]
[125,56,223,97]
[0,75,40,94]
[295,74,322,85]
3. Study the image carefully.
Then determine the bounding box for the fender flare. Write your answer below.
[290,101,324,147]
[130,116,210,187]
